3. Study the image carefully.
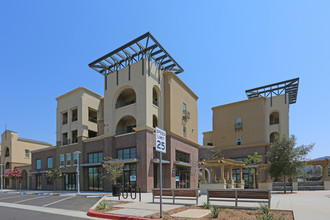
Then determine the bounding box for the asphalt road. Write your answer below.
[0,194,100,212]
[0,206,93,220]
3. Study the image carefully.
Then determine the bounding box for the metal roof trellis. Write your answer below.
[88,32,184,76]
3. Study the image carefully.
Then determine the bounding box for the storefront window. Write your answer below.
[117,148,136,160]
[175,166,190,188]
[88,167,103,191]
[88,152,103,163]
[64,173,77,190]
[175,150,190,163]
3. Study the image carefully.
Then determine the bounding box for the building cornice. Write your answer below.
[56,87,103,101]
[212,96,266,111]
[83,133,114,143]
[166,131,200,148]
[17,137,52,146]
[31,146,56,153]
[164,72,198,100]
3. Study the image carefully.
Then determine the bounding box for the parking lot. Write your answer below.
[0,193,101,212]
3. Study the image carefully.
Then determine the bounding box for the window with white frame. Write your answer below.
[73,153,78,166]
[60,155,65,167]
[66,153,71,166]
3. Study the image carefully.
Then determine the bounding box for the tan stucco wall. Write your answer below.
[56,87,103,143]
[104,59,165,135]
[211,97,266,148]
[1,130,52,174]
[164,72,198,144]
[264,94,289,142]
[202,131,213,146]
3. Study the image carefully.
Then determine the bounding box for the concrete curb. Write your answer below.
[87,209,158,220]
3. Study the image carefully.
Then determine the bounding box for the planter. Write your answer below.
[112,183,121,196]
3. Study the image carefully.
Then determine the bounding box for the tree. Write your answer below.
[7,168,22,189]
[46,168,62,191]
[245,152,263,189]
[205,146,223,160]
[102,157,125,185]
[267,135,314,193]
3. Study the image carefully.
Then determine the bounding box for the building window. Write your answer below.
[88,152,103,163]
[37,159,41,170]
[269,112,279,125]
[60,155,65,167]
[183,103,186,110]
[183,127,187,137]
[48,158,53,169]
[153,87,158,106]
[176,166,190,189]
[62,112,68,125]
[88,130,97,138]
[235,117,242,131]
[89,108,98,123]
[120,163,137,188]
[88,167,103,191]
[62,132,68,145]
[72,130,78,144]
[5,162,10,169]
[71,108,78,122]
[176,150,190,163]
[5,148,9,157]
[207,143,213,146]
[237,137,241,145]
[64,173,77,191]
[117,148,136,160]
[115,88,136,109]
[66,153,71,166]
[73,153,78,166]
[25,149,29,158]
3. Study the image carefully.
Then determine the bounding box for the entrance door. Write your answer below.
[64,173,77,190]
[176,166,190,188]
[88,167,103,191]
[36,174,42,190]
[121,164,137,188]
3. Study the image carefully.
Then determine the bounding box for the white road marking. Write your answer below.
[13,196,44,204]
[0,195,25,200]
[43,195,75,207]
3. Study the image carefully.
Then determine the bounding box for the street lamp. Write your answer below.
[73,151,81,194]
[0,164,3,193]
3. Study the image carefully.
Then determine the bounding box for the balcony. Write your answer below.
[115,99,136,109]
[153,99,158,106]
[89,117,97,123]
[62,139,68,146]
[235,122,243,131]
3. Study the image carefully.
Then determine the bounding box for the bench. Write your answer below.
[207,189,271,208]
[152,188,199,204]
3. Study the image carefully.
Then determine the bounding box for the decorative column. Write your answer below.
[322,160,330,190]
[227,166,234,189]
[220,165,226,184]
[201,166,207,184]
[212,167,217,183]
[238,167,244,189]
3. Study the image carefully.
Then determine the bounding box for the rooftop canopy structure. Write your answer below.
[88,32,184,76]
[245,78,299,104]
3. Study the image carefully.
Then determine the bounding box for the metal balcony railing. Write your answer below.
[89,117,97,123]
[153,99,158,106]
[115,99,136,109]
[182,110,190,120]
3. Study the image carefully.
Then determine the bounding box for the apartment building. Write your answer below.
[31,32,199,192]
[1,130,52,189]
[200,78,299,188]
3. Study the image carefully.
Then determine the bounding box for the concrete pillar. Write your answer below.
[238,167,244,189]
[212,167,217,183]
[201,166,207,184]
[227,167,234,188]
[322,164,329,180]
[219,165,226,183]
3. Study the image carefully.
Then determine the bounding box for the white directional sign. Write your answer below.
[155,127,166,153]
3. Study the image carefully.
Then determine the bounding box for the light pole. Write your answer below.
[74,151,81,194]
[0,164,3,193]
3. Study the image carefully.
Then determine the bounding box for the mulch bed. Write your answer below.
[94,200,129,213]
[145,205,294,220]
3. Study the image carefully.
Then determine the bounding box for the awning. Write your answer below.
[80,162,102,167]
[151,159,170,164]
[174,161,197,167]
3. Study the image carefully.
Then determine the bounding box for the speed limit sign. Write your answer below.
[155,127,166,153]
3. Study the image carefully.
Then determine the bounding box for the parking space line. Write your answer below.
[43,195,75,207]
[0,195,25,201]
[13,196,44,204]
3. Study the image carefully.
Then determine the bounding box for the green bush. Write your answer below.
[202,202,211,209]
[256,203,274,220]
[210,206,220,218]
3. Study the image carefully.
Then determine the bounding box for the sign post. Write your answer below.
[155,127,166,218]
[0,164,3,193]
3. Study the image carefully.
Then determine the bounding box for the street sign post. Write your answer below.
[155,127,166,218]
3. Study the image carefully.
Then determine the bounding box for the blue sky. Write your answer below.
[1,1,329,159]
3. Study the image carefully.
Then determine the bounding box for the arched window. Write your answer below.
[152,87,159,106]
[269,112,279,125]
[153,115,158,128]
[116,115,136,135]
[270,132,279,143]
[5,148,9,157]
[115,88,136,109]
[5,162,10,169]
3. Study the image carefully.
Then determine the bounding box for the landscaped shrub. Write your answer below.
[256,203,274,220]
[202,202,211,209]
[210,206,220,218]
[96,201,108,210]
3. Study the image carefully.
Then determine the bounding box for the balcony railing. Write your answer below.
[153,99,158,106]
[62,139,68,145]
[72,138,78,144]
[62,119,68,125]
[115,99,136,109]
[89,117,97,123]
[183,110,190,120]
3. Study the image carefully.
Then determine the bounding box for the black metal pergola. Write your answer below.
[245,78,299,104]
[88,32,184,76]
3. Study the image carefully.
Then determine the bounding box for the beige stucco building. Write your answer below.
[1,130,52,189]
[31,32,199,192]
[201,78,299,188]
